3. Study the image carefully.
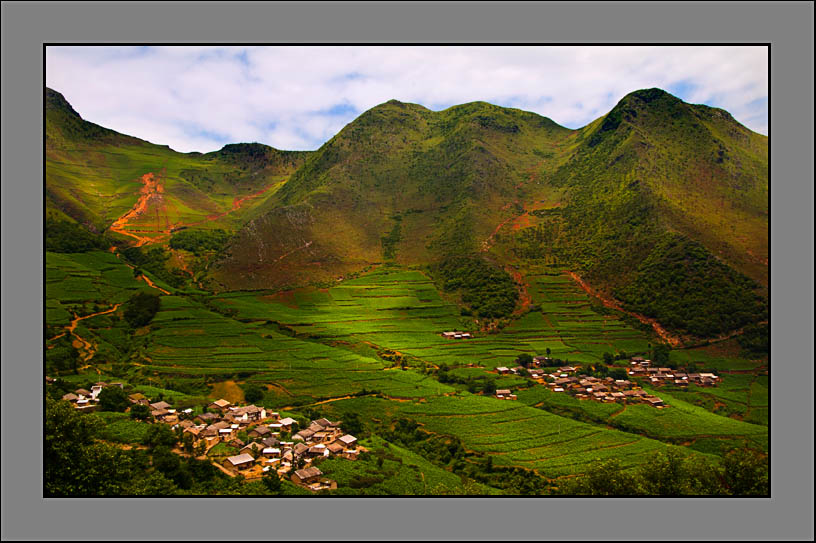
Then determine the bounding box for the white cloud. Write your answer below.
[46,45,768,153]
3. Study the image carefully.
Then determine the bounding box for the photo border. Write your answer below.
[4,2,813,541]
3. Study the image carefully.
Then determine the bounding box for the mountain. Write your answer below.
[210,99,577,287]
[45,87,310,238]
[45,87,768,339]
[210,89,767,338]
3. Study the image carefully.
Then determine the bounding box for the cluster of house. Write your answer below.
[628,357,721,387]
[495,362,669,408]
[543,373,668,407]
[60,381,124,412]
[441,331,473,340]
[143,398,359,491]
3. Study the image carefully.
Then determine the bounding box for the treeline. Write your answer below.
[382,417,767,496]
[555,447,768,496]
[169,228,231,256]
[738,323,769,357]
[433,255,519,319]
[615,234,768,337]
[45,218,108,253]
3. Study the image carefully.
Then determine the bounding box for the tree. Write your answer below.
[602,352,614,365]
[609,368,628,381]
[637,448,724,496]
[653,344,671,365]
[341,412,363,437]
[123,292,161,328]
[723,449,769,496]
[98,386,130,412]
[545,347,551,357]
[45,397,151,496]
[194,441,207,457]
[263,469,282,493]
[129,403,152,421]
[243,383,264,404]
[483,379,497,395]
[181,432,195,454]
[516,353,533,368]
[559,458,642,496]
[142,423,178,449]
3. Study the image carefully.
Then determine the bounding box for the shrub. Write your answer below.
[123,292,161,328]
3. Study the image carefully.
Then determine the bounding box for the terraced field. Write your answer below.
[208,267,651,370]
[397,394,713,478]
[46,253,768,489]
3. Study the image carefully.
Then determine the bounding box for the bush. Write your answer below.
[242,383,265,404]
[123,292,161,328]
[142,424,178,449]
[98,386,130,412]
[46,218,107,253]
[169,229,230,256]
[433,255,519,319]
[130,403,152,421]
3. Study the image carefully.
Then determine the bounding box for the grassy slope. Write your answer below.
[45,87,309,240]
[211,89,767,340]
[543,88,768,290]
[210,100,576,289]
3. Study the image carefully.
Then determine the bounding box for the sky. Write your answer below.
[45,45,768,153]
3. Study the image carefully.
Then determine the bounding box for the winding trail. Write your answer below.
[48,303,122,361]
[271,240,314,265]
[109,169,277,249]
[139,274,171,295]
[566,271,683,347]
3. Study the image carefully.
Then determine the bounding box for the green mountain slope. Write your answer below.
[45,88,310,239]
[211,89,767,339]
[45,87,768,339]
[545,88,768,289]
[211,99,576,288]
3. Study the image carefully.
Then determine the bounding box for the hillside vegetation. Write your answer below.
[46,86,767,341]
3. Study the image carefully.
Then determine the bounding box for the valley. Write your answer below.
[43,86,769,496]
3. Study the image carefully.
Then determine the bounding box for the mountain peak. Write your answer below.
[45,87,81,118]
[623,87,678,104]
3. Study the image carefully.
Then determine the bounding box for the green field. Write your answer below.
[46,254,768,494]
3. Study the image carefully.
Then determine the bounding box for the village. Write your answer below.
[492,355,720,408]
[56,382,360,492]
[50,350,721,490]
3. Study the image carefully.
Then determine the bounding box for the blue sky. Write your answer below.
[46,46,768,153]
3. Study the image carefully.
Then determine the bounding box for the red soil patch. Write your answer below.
[566,271,683,347]
[109,169,170,247]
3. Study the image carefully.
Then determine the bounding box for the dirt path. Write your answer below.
[480,161,548,253]
[109,170,169,247]
[139,274,171,295]
[480,215,518,253]
[175,183,280,230]
[109,245,171,295]
[213,462,237,478]
[109,170,276,250]
[609,404,627,419]
[507,267,532,316]
[566,271,683,347]
[271,240,313,265]
[61,303,123,362]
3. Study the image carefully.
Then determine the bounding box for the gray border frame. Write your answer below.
[3,2,813,541]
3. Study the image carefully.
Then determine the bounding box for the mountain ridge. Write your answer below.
[45,86,768,339]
